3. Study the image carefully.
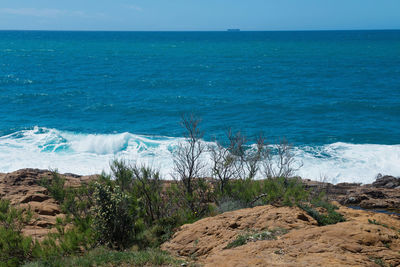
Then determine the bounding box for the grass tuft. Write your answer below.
[224,228,288,249]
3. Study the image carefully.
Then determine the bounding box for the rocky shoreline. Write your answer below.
[1,168,399,240]
[304,175,400,212]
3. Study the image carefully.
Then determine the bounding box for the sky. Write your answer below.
[0,0,399,31]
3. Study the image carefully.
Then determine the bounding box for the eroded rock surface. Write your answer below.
[162,205,400,267]
[304,178,400,211]
[0,169,95,240]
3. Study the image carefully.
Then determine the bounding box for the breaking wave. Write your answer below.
[0,127,399,184]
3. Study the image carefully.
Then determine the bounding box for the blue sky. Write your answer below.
[0,0,399,31]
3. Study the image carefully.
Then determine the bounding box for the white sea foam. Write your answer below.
[0,127,399,184]
[294,143,400,184]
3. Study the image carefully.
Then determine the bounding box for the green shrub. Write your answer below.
[92,182,141,249]
[228,178,263,206]
[146,217,178,246]
[218,176,309,210]
[131,165,165,225]
[217,197,247,213]
[60,185,95,233]
[282,178,309,206]
[262,177,309,206]
[32,217,95,263]
[110,159,133,192]
[39,171,66,203]
[0,199,37,267]
[40,171,96,255]
[298,202,345,226]
[24,247,183,267]
[169,178,214,220]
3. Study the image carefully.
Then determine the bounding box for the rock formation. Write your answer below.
[0,169,94,240]
[162,205,400,266]
[304,178,400,212]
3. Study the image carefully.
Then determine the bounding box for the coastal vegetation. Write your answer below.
[224,227,289,249]
[0,115,347,266]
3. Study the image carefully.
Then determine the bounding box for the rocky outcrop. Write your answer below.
[304,177,400,212]
[339,188,400,210]
[162,206,317,260]
[162,204,400,267]
[0,169,95,240]
[372,175,400,189]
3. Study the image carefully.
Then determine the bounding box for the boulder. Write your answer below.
[372,175,400,189]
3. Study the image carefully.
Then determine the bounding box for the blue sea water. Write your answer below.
[0,30,399,183]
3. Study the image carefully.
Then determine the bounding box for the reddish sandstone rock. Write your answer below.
[162,205,400,267]
[0,169,95,240]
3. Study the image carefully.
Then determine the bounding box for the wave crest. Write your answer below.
[0,127,399,184]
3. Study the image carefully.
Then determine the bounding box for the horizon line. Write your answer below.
[0,28,399,32]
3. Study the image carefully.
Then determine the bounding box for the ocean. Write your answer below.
[0,30,399,184]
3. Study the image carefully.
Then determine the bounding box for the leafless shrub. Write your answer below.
[226,130,247,180]
[243,134,267,180]
[172,115,213,215]
[210,142,235,193]
[210,131,268,195]
[262,138,302,180]
[173,114,206,196]
[209,130,245,193]
[315,173,331,200]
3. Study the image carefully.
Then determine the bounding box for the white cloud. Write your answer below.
[0,8,105,19]
[0,8,64,18]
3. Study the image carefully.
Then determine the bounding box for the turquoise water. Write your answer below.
[0,30,399,182]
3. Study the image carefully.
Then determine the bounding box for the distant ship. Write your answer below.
[227,29,240,32]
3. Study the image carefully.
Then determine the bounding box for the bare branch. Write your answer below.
[173,114,206,197]
[262,138,302,180]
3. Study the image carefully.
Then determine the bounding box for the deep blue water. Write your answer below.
[0,30,399,182]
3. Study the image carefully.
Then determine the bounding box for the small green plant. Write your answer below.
[368,256,388,267]
[39,170,66,203]
[368,219,389,228]
[225,234,248,249]
[383,241,391,249]
[224,227,288,249]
